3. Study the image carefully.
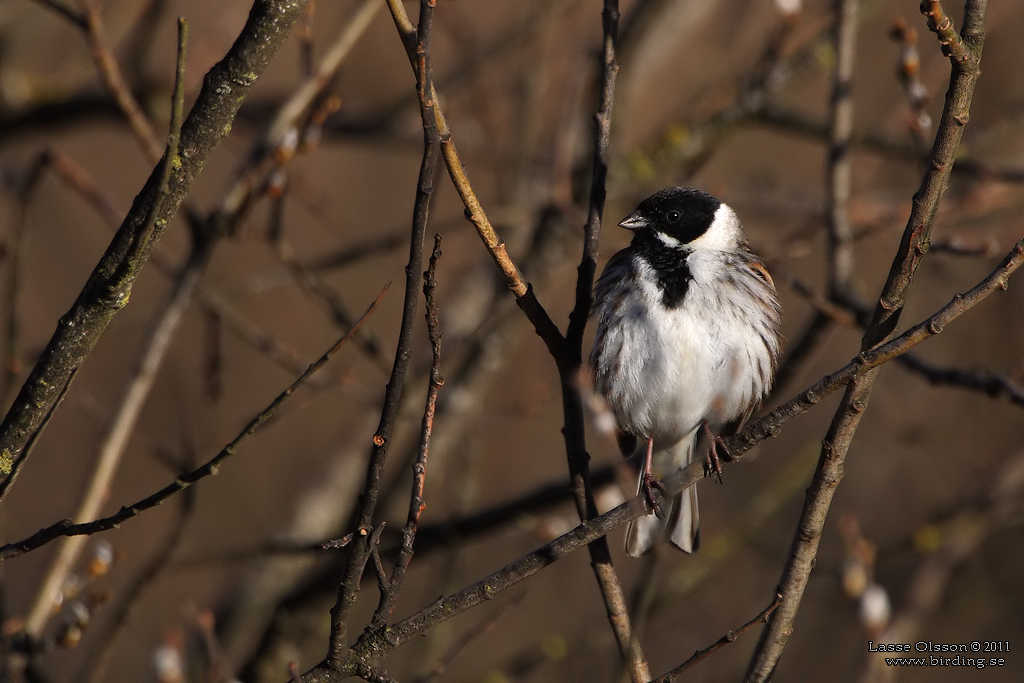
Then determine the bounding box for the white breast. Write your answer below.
[591,249,777,448]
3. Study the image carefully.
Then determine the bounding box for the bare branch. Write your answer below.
[650,595,783,682]
[29,0,86,28]
[77,0,164,164]
[0,0,313,501]
[0,286,387,562]
[371,234,444,627]
[300,238,1023,681]
[328,0,439,663]
[745,2,988,678]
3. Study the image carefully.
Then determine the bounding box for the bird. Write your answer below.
[590,187,782,556]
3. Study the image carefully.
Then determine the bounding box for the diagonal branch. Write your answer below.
[77,0,164,164]
[301,235,1023,682]
[383,0,564,359]
[20,17,191,645]
[0,0,312,502]
[745,2,988,680]
[0,287,387,562]
[650,595,782,683]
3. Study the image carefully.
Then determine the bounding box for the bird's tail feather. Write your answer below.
[624,428,701,556]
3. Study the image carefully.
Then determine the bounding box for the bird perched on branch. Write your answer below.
[590,187,782,556]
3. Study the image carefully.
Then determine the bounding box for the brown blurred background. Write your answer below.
[1,0,1023,681]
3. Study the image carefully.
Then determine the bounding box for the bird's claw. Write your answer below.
[641,473,667,517]
[702,425,729,485]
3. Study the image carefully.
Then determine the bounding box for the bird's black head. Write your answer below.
[619,187,722,248]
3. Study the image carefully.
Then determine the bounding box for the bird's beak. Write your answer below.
[618,211,648,230]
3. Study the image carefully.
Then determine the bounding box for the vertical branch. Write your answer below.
[826,0,857,301]
[772,0,858,392]
[566,0,619,350]
[559,3,650,682]
[328,0,439,664]
[745,2,987,680]
[370,234,444,628]
[386,1,645,678]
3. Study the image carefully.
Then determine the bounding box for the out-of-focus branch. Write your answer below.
[895,353,1024,407]
[0,287,386,562]
[327,0,439,665]
[754,103,1024,183]
[2,156,49,402]
[891,18,932,150]
[266,0,382,148]
[79,468,197,683]
[745,3,988,680]
[0,0,312,502]
[783,272,1024,409]
[77,0,164,164]
[826,0,857,301]
[859,446,1024,683]
[21,19,190,645]
[269,191,389,368]
[773,0,859,396]
[30,0,86,31]
[302,235,1024,682]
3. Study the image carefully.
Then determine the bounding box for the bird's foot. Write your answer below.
[702,422,729,484]
[641,472,667,517]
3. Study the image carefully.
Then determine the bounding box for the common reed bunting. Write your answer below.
[590,187,782,556]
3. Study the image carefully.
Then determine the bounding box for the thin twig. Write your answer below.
[650,595,783,682]
[0,286,387,562]
[301,238,1024,681]
[327,0,439,663]
[371,235,444,627]
[745,3,988,679]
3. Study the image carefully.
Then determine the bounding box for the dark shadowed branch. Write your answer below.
[370,234,444,628]
[326,0,439,666]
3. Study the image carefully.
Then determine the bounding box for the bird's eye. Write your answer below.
[665,210,681,224]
